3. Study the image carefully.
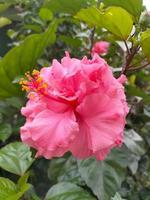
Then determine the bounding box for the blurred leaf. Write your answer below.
[16,172,30,197]
[77,149,127,200]
[103,0,143,21]
[0,175,30,200]
[45,182,96,200]
[0,142,34,175]
[141,29,150,61]
[75,6,103,27]
[112,192,125,200]
[7,29,18,39]
[0,123,12,142]
[59,35,81,48]
[0,3,10,13]
[126,85,150,104]
[0,20,58,98]
[102,7,133,39]
[0,17,11,28]
[124,129,146,156]
[43,0,89,14]
[48,155,84,185]
[17,172,30,189]
[0,177,17,200]
[39,8,53,21]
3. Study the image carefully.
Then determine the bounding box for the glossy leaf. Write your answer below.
[102,7,133,39]
[0,142,34,175]
[43,0,89,14]
[76,6,133,39]
[45,182,96,200]
[0,20,58,98]
[78,149,127,200]
[48,155,84,185]
[103,0,143,21]
[141,29,150,61]
[124,129,146,156]
[75,6,103,27]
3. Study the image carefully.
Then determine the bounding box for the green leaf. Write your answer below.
[112,192,125,200]
[48,155,84,185]
[59,35,81,48]
[0,175,30,200]
[141,29,150,61]
[0,142,34,175]
[103,0,143,21]
[78,149,127,200]
[0,123,12,142]
[124,129,146,156]
[0,17,11,28]
[45,182,96,200]
[0,177,17,200]
[39,8,53,21]
[75,6,133,39]
[17,172,30,189]
[126,85,150,104]
[75,6,103,27]
[16,172,30,198]
[0,20,58,98]
[0,3,10,13]
[43,0,89,14]
[0,177,18,200]
[102,7,133,39]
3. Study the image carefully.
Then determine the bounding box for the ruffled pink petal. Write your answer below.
[21,109,79,159]
[70,93,127,159]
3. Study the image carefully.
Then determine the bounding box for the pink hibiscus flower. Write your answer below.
[91,41,109,56]
[20,52,129,160]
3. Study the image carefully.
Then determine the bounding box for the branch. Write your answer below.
[121,45,140,75]
[124,40,130,55]
[89,27,95,53]
[127,62,150,72]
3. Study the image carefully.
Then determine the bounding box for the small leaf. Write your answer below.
[112,192,125,200]
[0,17,11,28]
[17,172,30,189]
[39,8,53,21]
[45,182,96,200]
[0,142,34,175]
[78,149,127,200]
[102,7,133,39]
[17,172,30,197]
[141,29,150,61]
